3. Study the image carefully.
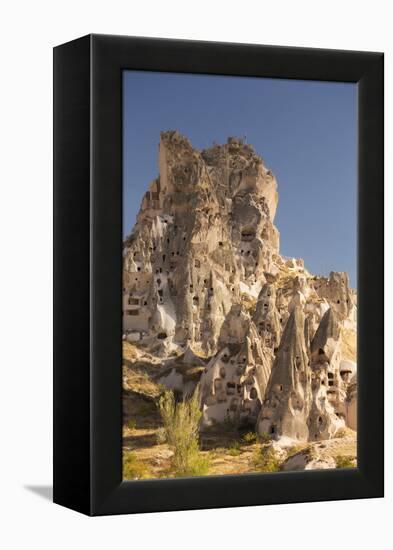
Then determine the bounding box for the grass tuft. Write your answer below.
[335,455,356,468]
[242,431,258,445]
[123,451,150,480]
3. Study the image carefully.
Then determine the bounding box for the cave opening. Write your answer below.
[241,226,256,242]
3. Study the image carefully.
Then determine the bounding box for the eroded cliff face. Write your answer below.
[123,130,357,440]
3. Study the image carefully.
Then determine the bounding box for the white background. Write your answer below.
[0,1,391,548]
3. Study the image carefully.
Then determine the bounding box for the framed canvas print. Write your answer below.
[53,34,384,516]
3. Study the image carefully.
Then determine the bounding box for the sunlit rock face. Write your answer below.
[123,131,357,437]
[123,131,280,354]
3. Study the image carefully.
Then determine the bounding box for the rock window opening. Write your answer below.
[318,348,325,355]
[250,387,258,399]
[162,255,166,262]
[328,373,334,379]
[158,290,163,297]
[241,226,256,242]
[127,310,139,316]
[219,241,223,247]
[128,298,139,306]
[219,367,226,378]
[157,332,168,339]
[337,300,340,304]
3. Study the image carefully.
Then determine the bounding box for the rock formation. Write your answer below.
[123,130,357,441]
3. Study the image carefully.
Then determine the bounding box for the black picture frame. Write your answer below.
[53,34,384,516]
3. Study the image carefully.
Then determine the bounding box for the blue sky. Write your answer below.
[123,71,357,287]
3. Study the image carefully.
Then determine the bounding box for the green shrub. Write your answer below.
[253,444,281,472]
[258,432,272,444]
[158,389,210,477]
[181,453,210,477]
[228,441,242,456]
[335,455,356,468]
[242,431,258,445]
[123,451,150,480]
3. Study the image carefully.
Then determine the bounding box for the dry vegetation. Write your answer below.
[122,342,357,480]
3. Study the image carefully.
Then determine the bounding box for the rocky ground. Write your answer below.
[122,342,357,480]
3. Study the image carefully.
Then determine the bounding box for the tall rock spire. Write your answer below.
[257,307,311,441]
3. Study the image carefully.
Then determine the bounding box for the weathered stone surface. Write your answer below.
[257,307,311,441]
[281,449,336,471]
[123,131,357,440]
